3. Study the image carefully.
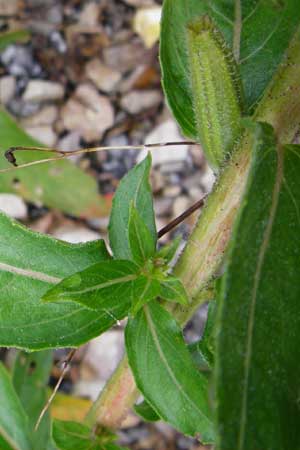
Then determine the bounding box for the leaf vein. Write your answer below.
[144,304,208,421]
[238,146,283,449]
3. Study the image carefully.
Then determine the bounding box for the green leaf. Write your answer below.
[12,350,56,450]
[0,211,122,350]
[52,421,127,450]
[0,363,32,450]
[43,259,162,317]
[125,301,214,441]
[0,29,30,51]
[0,109,108,217]
[52,420,103,450]
[130,275,161,315]
[160,276,189,305]
[128,204,156,266]
[160,0,300,138]
[109,154,156,260]
[134,400,160,422]
[156,236,181,264]
[216,124,300,449]
[43,260,139,312]
[104,446,127,450]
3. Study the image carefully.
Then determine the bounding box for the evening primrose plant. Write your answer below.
[0,0,300,449]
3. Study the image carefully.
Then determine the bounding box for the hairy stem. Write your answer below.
[85,28,300,431]
[84,357,138,429]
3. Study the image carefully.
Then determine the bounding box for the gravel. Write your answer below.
[0,194,27,219]
[85,58,122,93]
[0,75,16,105]
[22,80,65,102]
[121,89,162,114]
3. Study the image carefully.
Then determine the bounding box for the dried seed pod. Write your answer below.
[186,15,243,172]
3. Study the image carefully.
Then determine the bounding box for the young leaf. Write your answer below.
[12,351,56,450]
[0,363,32,450]
[109,154,156,260]
[0,109,109,217]
[0,212,120,350]
[125,301,214,442]
[160,0,300,138]
[216,124,300,449]
[52,420,103,450]
[134,400,160,422]
[130,275,161,315]
[186,16,242,171]
[160,276,189,305]
[52,420,127,450]
[42,260,139,312]
[128,203,156,266]
[156,235,181,264]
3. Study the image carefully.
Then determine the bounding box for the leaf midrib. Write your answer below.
[0,262,60,284]
[237,146,284,449]
[144,304,209,422]
[59,274,138,296]
[233,0,242,61]
[0,424,22,450]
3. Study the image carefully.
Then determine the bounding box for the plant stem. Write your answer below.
[173,25,300,300]
[84,357,138,429]
[85,30,300,431]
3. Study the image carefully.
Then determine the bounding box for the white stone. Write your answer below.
[137,119,188,165]
[61,84,114,142]
[74,83,108,111]
[87,216,110,232]
[52,225,101,243]
[172,196,190,218]
[83,330,124,380]
[164,185,181,198]
[85,58,121,93]
[21,105,58,127]
[73,380,105,402]
[0,194,27,219]
[133,6,161,48]
[23,80,65,103]
[0,76,16,105]
[24,126,57,147]
[121,89,161,114]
